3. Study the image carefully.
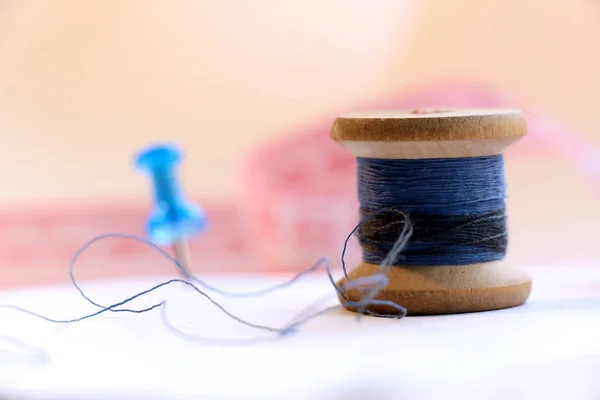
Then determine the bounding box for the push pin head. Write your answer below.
[134,143,207,246]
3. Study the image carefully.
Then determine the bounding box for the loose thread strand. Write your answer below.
[0,334,48,363]
[1,211,411,345]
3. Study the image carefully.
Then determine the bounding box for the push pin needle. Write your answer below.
[134,144,207,278]
[172,238,192,272]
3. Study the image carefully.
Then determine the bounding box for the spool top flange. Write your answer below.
[331,108,527,159]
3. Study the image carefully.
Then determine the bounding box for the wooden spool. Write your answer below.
[330,109,533,315]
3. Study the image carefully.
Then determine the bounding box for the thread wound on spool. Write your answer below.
[356,155,508,266]
[332,109,532,315]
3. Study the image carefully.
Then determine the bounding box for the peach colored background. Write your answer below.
[0,1,598,268]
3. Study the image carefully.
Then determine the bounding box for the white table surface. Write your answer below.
[0,265,599,400]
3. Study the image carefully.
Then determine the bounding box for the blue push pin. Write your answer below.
[134,143,207,274]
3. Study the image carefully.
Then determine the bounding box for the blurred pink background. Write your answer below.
[0,1,598,286]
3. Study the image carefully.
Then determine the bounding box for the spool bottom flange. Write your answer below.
[337,262,532,315]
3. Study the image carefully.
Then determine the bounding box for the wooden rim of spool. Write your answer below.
[331,108,528,159]
[331,108,532,315]
[337,262,532,316]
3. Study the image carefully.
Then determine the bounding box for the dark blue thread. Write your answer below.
[356,156,508,266]
[357,155,506,214]
[0,213,410,346]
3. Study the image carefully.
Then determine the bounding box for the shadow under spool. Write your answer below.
[330,109,533,315]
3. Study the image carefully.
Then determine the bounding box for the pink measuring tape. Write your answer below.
[239,81,599,271]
